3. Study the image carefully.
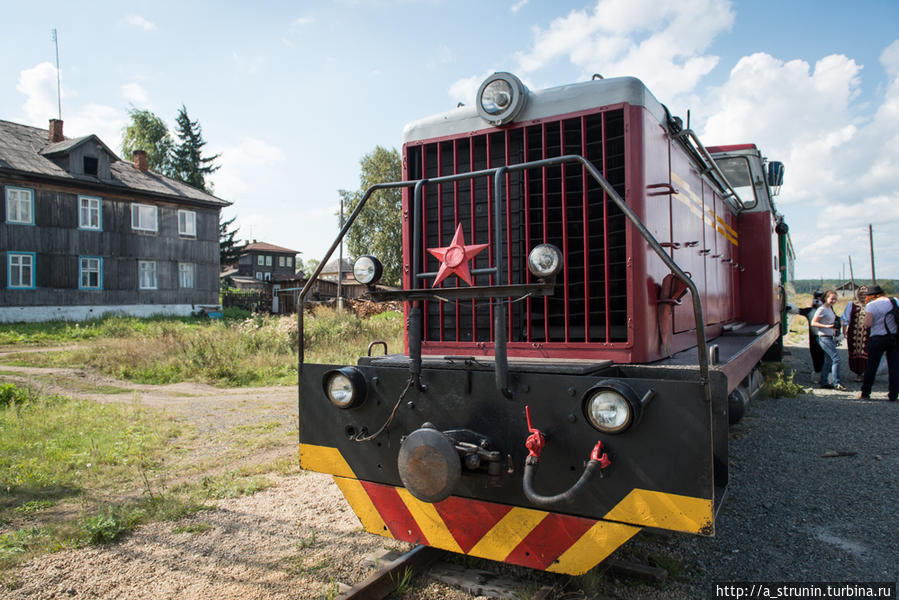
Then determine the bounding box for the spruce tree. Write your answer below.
[219,215,246,267]
[170,105,220,192]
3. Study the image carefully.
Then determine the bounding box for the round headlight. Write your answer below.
[527,244,563,279]
[476,72,528,126]
[583,381,641,434]
[353,255,383,285]
[323,367,367,409]
[481,80,513,115]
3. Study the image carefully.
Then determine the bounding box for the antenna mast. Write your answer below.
[52,28,61,120]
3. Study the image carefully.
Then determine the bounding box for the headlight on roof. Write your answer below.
[583,380,642,434]
[476,72,528,126]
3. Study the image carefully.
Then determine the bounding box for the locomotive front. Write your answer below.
[298,73,784,574]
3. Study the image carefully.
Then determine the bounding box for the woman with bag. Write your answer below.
[859,284,899,401]
[811,290,845,391]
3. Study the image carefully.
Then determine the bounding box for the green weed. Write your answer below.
[761,363,804,398]
[172,521,212,535]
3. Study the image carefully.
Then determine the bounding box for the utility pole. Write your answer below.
[51,29,61,120]
[869,224,876,284]
[848,255,855,286]
[337,197,344,312]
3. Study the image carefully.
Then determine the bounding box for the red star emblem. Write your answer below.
[427,223,488,287]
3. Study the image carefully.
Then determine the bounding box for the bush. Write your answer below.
[0,384,32,407]
[761,363,804,398]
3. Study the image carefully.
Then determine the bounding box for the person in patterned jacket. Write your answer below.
[842,286,869,382]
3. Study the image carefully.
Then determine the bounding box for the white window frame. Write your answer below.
[131,203,158,232]
[255,271,263,281]
[287,256,292,268]
[79,256,102,290]
[264,271,271,281]
[179,262,196,288]
[138,260,157,290]
[178,210,197,236]
[6,187,34,225]
[257,255,264,266]
[8,252,35,289]
[266,255,272,266]
[278,256,285,267]
[78,196,102,231]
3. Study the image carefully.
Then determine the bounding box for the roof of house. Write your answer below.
[243,241,299,254]
[0,119,229,207]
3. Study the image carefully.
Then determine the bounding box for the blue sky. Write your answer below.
[3,0,898,280]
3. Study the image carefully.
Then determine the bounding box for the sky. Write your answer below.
[2,0,898,281]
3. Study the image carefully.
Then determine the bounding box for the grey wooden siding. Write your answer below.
[1,179,220,307]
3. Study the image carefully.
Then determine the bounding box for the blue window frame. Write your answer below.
[5,187,34,225]
[78,196,102,231]
[8,252,36,289]
[79,256,103,290]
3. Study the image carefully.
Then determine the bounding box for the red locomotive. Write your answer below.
[298,72,789,574]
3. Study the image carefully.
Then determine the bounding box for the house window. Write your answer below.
[178,210,197,236]
[79,257,102,289]
[255,271,263,280]
[287,257,292,268]
[138,260,157,289]
[83,156,99,176]
[131,203,158,232]
[6,187,34,225]
[179,262,195,288]
[8,252,35,289]
[264,272,271,281]
[257,255,264,266]
[266,256,272,266]
[278,257,285,267]
[79,196,102,230]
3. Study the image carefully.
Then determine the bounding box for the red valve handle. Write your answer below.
[524,406,545,459]
[590,441,611,469]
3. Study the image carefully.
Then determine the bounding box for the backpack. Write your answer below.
[887,298,899,338]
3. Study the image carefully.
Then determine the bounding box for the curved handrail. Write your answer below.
[297,154,712,407]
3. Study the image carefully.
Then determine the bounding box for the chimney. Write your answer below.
[48,119,64,143]
[133,150,148,172]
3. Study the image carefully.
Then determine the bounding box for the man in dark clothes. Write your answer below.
[799,291,825,373]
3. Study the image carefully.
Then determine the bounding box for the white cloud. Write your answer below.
[122,82,149,105]
[123,15,157,31]
[514,0,733,101]
[698,42,899,278]
[16,62,61,125]
[209,138,285,202]
[510,0,528,14]
[66,104,127,153]
[448,71,494,105]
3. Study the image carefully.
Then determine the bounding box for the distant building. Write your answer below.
[0,118,230,322]
[232,240,299,283]
[319,257,366,299]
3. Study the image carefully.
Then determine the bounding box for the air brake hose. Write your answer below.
[522,406,610,507]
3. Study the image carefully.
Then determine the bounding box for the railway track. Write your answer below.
[335,543,669,599]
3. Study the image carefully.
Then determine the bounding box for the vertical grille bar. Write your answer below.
[541,123,550,342]
[602,111,611,342]
[524,126,532,343]
[437,142,444,341]
[581,116,590,342]
[453,139,460,343]
[560,121,570,343]
[505,130,513,341]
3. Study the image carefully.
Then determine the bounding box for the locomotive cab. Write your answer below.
[298,72,789,575]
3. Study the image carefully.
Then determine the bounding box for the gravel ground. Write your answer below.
[2,338,896,599]
[615,339,899,599]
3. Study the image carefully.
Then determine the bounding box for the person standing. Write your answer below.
[859,284,899,401]
[800,291,825,374]
[841,286,869,382]
[811,290,845,390]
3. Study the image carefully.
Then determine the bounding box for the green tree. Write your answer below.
[219,215,246,267]
[120,108,173,173]
[304,258,320,279]
[170,105,220,192]
[339,146,403,286]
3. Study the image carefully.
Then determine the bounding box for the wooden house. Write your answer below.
[235,241,299,283]
[0,118,230,322]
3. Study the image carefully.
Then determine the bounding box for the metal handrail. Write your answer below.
[297,154,712,407]
[673,128,746,211]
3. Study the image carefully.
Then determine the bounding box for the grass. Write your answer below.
[0,308,404,387]
[760,362,804,398]
[0,381,293,574]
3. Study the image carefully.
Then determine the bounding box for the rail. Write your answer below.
[297,154,712,407]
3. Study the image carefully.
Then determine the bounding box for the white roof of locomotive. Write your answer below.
[402,76,670,144]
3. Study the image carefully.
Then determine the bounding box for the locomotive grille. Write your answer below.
[407,109,627,345]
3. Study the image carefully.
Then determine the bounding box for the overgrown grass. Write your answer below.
[761,362,805,398]
[0,308,404,387]
[0,382,289,572]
